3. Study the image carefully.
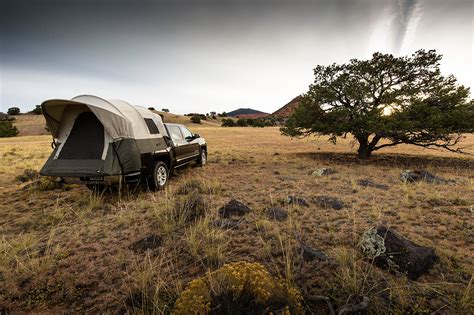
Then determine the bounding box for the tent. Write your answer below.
[40,95,168,178]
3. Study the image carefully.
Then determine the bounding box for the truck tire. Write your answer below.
[150,161,169,190]
[198,148,207,167]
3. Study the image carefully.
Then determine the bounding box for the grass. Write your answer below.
[0,126,473,313]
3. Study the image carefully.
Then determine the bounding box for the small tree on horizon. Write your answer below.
[282,50,474,159]
[7,107,20,115]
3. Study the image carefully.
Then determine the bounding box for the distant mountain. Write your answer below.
[272,96,302,119]
[227,108,269,118]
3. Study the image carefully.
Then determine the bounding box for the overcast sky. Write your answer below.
[1,0,472,114]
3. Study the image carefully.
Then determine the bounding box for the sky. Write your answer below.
[1,0,473,114]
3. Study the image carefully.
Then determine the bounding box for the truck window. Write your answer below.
[144,118,159,134]
[168,125,183,141]
[180,126,193,139]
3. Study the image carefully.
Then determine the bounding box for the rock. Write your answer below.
[357,179,389,190]
[212,218,240,230]
[358,226,438,280]
[266,207,288,221]
[218,199,251,218]
[311,168,337,177]
[400,169,451,184]
[286,195,309,207]
[129,235,162,252]
[314,196,345,210]
[300,243,329,261]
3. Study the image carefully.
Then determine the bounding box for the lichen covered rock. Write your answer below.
[359,226,438,280]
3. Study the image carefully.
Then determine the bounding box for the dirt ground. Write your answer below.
[0,126,473,313]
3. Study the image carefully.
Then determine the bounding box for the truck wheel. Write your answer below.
[150,161,169,190]
[198,149,207,167]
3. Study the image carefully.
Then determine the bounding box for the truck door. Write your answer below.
[166,125,188,165]
[179,126,200,158]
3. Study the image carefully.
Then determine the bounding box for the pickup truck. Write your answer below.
[147,123,207,189]
[40,95,207,190]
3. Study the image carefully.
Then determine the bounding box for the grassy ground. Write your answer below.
[0,126,473,313]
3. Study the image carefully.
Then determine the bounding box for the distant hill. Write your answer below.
[227,108,269,118]
[272,96,302,119]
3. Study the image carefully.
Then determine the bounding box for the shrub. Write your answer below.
[174,261,302,314]
[0,120,19,137]
[190,115,201,124]
[236,118,248,127]
[31,105,42,115]
[0,113,15,121]
[176,179,205,195]
[7,107,20,115]
[221,119,236,127]
[211,115,217,119]
[174,193,207,223]
[162,108,170,113]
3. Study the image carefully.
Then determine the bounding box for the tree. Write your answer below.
[0,120,19,137]
[31,105,42,115]
[236,118,248,127]
[282,50,474,159]
[162,108,170,112]
[7,107,20,115]
[190,115,201,124]
[221,119,236,127]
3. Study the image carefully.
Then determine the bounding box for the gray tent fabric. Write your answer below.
[40,95,166,177]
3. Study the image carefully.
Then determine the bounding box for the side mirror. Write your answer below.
[194,134,200,139]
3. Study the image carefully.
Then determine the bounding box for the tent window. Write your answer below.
[144,118,159,134]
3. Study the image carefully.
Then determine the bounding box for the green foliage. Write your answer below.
[282,50,473,158]
[31,105,42,115]
[218,112,228,117]
[161,108,169,112]
[190,115,201,124]
[236,118,248,126]
[0,120,19,137]
[221,118,236,127]
[7,107,20,115]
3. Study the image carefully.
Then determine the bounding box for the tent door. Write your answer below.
[58,111,105,160]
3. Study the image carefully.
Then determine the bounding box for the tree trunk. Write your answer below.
[356,134,372,159]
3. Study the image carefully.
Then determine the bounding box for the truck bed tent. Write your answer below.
[40,95,167,178]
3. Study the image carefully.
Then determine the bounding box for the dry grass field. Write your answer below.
[0,123,473,313]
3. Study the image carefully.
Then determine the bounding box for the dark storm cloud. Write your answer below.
[1,0,472,112]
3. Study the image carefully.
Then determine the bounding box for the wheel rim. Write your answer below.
[156,166,167,186]
[201,151,207,165]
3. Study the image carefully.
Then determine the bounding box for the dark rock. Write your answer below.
[212,218,240,229]
[287,195,309,207]
[300,243,329,261]
[218,199,251,218]
[314,196,345,210]
[266,207,288,221]
[359,226,438,280]
[311,167,336,177]
[129,235,162,252]
[357,179,389,190]
[400,169,451,184]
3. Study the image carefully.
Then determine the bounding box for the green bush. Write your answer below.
[190,115,201,124]
[0,120,19,137]
[221,119,236,127]
[7,107,20,115]
[31,105,42,115]
[236,118,248,127]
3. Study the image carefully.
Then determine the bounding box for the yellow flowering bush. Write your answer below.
[173,261,303,314]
